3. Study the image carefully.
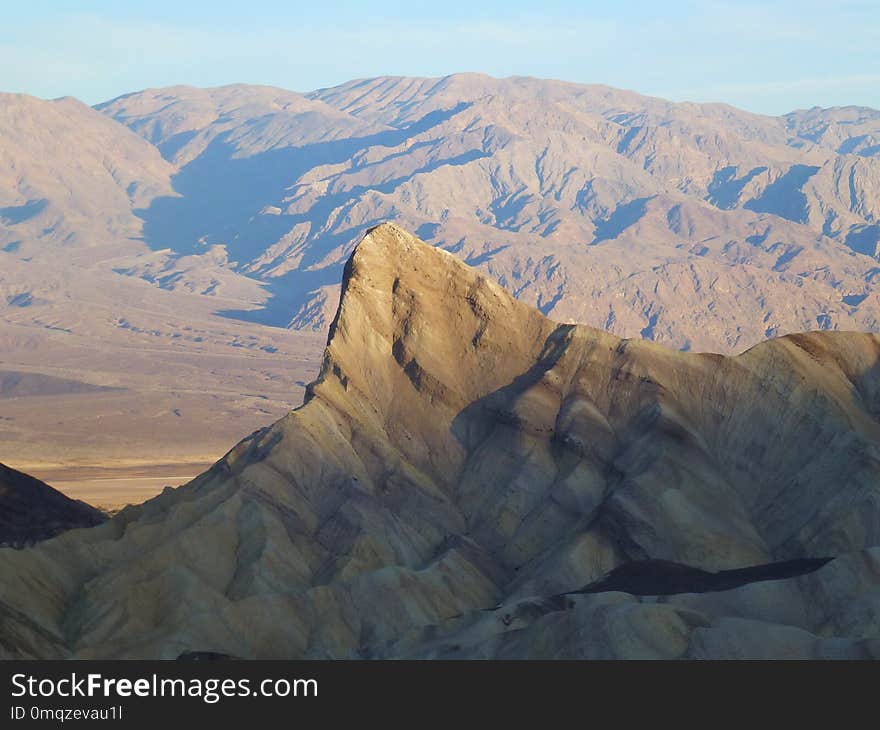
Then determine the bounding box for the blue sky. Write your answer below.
[1,0,877,114]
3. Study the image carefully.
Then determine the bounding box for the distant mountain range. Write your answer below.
[99,76,880,350]
[3,74,880,353]
[1,225,878,659]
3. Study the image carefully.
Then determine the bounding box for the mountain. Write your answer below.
[0,462,105,547]
[0,91,324,476]
[0,93,173,253]
[4,74,880,500]
[1,224,878,659]
[99,75,880,352]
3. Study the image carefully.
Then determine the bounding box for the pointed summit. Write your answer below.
[316,222,553,418]
[1,225,879,659]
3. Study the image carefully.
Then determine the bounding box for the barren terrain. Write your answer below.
[1,225,879,659]
[2,76,880,507]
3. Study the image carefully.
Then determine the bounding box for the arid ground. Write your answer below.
[0,317,323,508]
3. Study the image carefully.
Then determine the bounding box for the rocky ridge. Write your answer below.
[0,224,878,659]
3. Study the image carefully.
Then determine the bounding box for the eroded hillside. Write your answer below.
[1,224,878,659]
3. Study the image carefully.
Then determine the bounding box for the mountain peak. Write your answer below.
[312,224,554,425]
[359,220,434,256]
[2,224,880,658]
[346,221,477,287]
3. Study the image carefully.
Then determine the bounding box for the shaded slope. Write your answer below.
[0,224,878,659]
[0,463,105,547]
[566,557,834,596]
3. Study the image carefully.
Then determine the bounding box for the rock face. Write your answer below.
[1,224,879,659]
[0,463,105,548]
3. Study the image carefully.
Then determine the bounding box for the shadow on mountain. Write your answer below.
[451,323,575,451]
[489,190,536,231]
[483,556,836,626]
[156,129,200,161]
[844,293,869,307]
[590,196,654,244]
[744,164,820,223]
[176,651,237,661]
[216,266,342,327]
[707,165,767,210]
[0,199,47,225]
[134,102,472,261]
[136,103,476,328]
[0,463,106,548]
[566,557,833,596]
[844,223,879,257]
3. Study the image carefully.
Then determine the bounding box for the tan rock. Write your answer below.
[0,223,878,659]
